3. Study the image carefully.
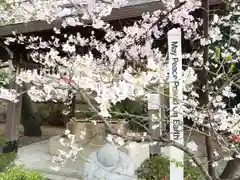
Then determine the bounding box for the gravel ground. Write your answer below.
[0,123,65,148]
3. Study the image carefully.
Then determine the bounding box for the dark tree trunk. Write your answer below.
[220,152,240,179]
[70,95,76,117]
[21,93,42,137]
[200,0,215,178]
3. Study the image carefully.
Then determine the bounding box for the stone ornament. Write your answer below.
[82,143,137,180]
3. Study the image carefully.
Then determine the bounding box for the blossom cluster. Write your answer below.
[5,0,239,137]
[1,0,240,175]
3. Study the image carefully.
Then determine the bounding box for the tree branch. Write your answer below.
[77,90,212,180]
[105,127,213,180]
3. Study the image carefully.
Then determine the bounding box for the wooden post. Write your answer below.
[3,56,22,153]
[70,95,76,117]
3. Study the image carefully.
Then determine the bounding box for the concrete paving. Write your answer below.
[14,140,82,179]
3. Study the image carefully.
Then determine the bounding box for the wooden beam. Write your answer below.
[3,57,22,153]
[0,1,160,36]
[0,0,224,36]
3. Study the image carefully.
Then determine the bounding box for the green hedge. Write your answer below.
[0,167,46,180]
[136,156,205,180]
[0,151,16,171]
[0,138,16,171]
[0,137,47,179]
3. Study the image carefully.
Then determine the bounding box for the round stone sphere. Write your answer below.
[82,143,137,180]
[97,143,120,167]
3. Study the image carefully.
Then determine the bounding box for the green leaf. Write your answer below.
[215,47,221,61]
[226,56,232,61]
[229,63,236,73]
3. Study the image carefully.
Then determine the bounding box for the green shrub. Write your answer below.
[0,71,10,88]
[0,167,46,180]
[0,138,16,171]
[0,151,16,171]
[136,156,205,180]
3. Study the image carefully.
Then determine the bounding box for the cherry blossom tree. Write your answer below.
[1,0,240,179]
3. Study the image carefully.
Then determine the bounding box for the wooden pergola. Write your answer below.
[0,0,223,36]
[0,0,224,154]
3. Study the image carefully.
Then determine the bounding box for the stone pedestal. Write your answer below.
[66,120,128,146]
[82,143,137,180]
[49,120,128,155]
[66,121,105,146]
[49,135,72,155]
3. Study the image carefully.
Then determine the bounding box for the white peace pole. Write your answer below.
[168,28,184,180]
